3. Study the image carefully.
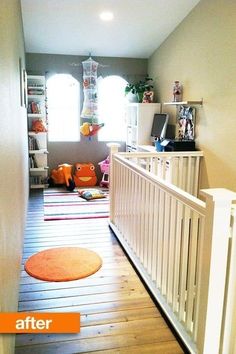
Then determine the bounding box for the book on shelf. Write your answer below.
[28,83,44,88]
[29,155,38,168]
[28,88,44,95]
[28,136,40,150]
[30,176,47,185]
[27,101,41,114]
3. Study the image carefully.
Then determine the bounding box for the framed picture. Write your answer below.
[19,58,27,107]
[177,106,195,140]
[23,69,27,107]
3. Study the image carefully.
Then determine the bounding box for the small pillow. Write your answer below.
[78,189,106,201]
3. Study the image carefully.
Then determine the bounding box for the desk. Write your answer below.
[138,145,156,152]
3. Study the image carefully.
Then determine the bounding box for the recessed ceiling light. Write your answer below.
[100,11,114,21]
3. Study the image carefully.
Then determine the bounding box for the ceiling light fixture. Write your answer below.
[99,11,114,21]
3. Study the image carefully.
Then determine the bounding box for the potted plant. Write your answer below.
[125,77,154,103]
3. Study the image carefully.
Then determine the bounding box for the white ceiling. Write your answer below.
[21,0,200,59]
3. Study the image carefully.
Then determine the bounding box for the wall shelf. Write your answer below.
[27,75,48,190]
[27,113,44,118]
[28,131,47,136]
[30,167,49,172]
[29,149,48,154]
[162,99,203,141]
[30,184,49,189]
[28,94,45,99]
[163,99,203,106]
[125,103,161,151]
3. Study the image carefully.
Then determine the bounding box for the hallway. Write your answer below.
[15,190,184,354]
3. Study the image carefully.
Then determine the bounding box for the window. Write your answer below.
[47,74,80,141]
[97,75,128,141]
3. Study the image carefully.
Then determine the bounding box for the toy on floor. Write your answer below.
[73,162,97,187]
[48,163,75,191]
[98,156,109,187]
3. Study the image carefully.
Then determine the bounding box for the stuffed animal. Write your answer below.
[31,119,47,133]
[73,163,97,187]
[80,122,104,137]
[49,164,75,191]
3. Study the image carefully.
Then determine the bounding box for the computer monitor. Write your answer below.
[151,113,169,140]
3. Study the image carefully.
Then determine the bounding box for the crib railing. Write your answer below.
[116,150,203,196]
[108,146,236,354]
[220,205,236,354]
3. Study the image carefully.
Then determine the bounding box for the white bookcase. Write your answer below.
[27,75,49,189]
[125,103,161,151]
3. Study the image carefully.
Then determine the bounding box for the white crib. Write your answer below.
[108,144,236,354]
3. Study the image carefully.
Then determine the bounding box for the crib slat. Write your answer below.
[122,166,127,240]
[124,166,130,235]
[179,206,191,323]
[152,157,158,175]
[130,171,136,251]
[135,175,140,258]
[119,163,124,235]
[118,163,122,227]
[186,211,199,332]
[186,157,192,194]
[193,156,200,196]
[126,168,131,244]
[128,168,133,243]
[178,157,184,190]
[151,186,159,282]
[161,192,171,296]
[126,167,131,238]
[136,176,142,257]
[156,189,165,289]
[147,184,155,275]
[172,201,183,313]
[192,215,205,341]
[129,169,133,247]
[139,177,146,264]
[143,181,150,269]
[120,162,124,234]
[116,162,121,230]
[142,179,147,265]
[162,157,167,180]
[113,161,119,224]
[167,197,177,304]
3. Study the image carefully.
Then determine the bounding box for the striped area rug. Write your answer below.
[43,188,109,221]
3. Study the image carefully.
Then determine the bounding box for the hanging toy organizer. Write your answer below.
[80,56,104,139]
[81,56,99,121]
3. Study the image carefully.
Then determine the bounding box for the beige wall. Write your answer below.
[148,0,236,191]
[0,1,28,353]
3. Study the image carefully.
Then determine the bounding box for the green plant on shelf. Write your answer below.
[124,77,154,103]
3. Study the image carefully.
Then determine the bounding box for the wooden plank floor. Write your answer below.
[15,189,185,354]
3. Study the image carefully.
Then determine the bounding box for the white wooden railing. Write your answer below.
[116,150,203,196]
[108,145,236,354]
[220,205,236,354]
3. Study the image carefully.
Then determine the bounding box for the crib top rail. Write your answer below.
[117,150,204,158]
[112,152,206,216]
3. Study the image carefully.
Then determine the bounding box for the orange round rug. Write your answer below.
[24,247,102,282]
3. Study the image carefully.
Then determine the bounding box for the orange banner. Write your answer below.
[0,312,80,333]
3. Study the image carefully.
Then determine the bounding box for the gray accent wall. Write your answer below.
[26,53,148,180]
